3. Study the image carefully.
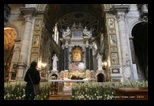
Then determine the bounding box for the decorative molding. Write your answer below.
[37,4,47,11]
[103,4,112,11]
[105,15,119,66]
[34,18,43,30]
[30,17,43,64]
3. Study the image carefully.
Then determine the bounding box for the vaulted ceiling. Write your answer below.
[45,4,104,45]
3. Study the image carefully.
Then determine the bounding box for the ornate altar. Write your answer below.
[60,22,95,80]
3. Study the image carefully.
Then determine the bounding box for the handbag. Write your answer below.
[28,74,40,95]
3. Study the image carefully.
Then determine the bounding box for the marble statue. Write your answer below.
[83,27,92,37]
[52,54,58,71]
[62,27,71,38]
[97,53,103,70]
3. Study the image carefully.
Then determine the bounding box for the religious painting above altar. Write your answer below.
[71,45,83,62]
[73,49,81,62]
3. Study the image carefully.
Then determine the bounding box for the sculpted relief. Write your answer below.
[108,18,115,29]
[111,53,118,65]
[32,35,39,46]
[34,19,42,30]
[110,35,117,45]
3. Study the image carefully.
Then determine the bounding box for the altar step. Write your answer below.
[48,94,72,100]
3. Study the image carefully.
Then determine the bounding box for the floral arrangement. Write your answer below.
[4,80,148,100]
[4,81,26,100]
[4,81,51,100]
[71,80,148,100]
[68,72,86,79]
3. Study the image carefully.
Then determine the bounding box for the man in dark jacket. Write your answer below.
[24,61,40,100]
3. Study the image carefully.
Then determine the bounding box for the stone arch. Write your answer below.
[48,72,61,80]
[129,20,143,38]
[95,71,105,81]
[131,22,148,80]
[97,73,104,82]
[128,20,144,67]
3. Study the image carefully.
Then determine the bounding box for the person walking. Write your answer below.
[24,61,40,100]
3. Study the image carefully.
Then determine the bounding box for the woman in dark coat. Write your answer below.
[24,61,40,100]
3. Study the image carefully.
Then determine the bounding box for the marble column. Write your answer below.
[86,47,89,70]
[89,45,93,70]
[64,48,69,70]
[61,46,64,71]
[16,8,37,80]
[63,47,66,70]
[113,5,134,81]
[63,39,69,70]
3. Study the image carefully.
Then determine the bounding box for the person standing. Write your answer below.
[24,61,40,100]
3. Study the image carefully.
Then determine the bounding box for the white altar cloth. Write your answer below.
[48,79,88,83]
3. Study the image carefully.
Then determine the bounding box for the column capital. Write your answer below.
[112,4,130,21]
[23,15,33,23]
[112,4,130,14]
[112,5,130,21]
[20,7,37,16]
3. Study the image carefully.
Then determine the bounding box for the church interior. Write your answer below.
[4,4,148,100]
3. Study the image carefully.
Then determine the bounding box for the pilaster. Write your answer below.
[15,7,37,80]
[112,4,134,82]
